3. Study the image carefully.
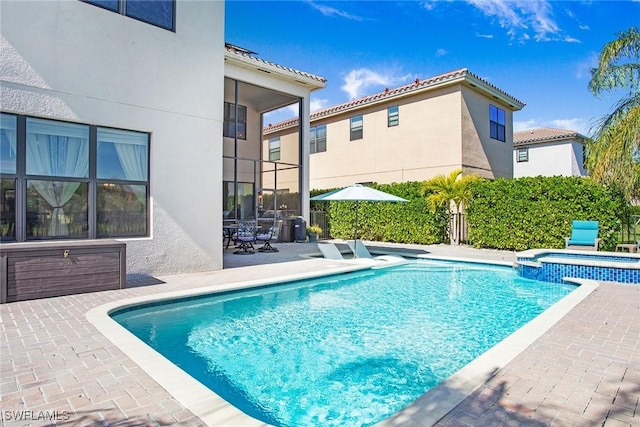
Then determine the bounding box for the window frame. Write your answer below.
[0,113,150,242]
[387,105,399,127]
[489,104,506,142]
[82,0,176,32]
[223,102,247,140]
[310,124,326,154]
[516,147,529,163]
[268,137,281,161]
[350,115,363,141]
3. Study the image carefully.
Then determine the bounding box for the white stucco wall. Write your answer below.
[1,0,225,277]
[513,140,586,178]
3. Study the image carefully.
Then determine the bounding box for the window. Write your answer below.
[388,106,399,127]
[516,147,529,162]
[490,105,506,142]
[0,114,17,241]
[223,102,247,140]
[310,124,326,154]
[350,115,363,141]
[82,0,175,31]
[0,113,149,241]
[268,137,280,161]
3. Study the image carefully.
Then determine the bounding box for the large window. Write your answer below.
[490,105,506,142]
[0,113,149,241]
[268,137,280,161]
[310,124,326,154]
[223,102,247,140]
[350,115,363,141]
[388,106,399,127]
[82,0,175,31]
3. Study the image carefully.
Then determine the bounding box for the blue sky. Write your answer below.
[225,0,639,136]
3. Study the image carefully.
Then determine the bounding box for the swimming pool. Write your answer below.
[109,260,576,427]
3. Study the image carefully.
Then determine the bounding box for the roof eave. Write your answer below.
[224,52,326,91]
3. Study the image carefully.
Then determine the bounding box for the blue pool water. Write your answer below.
[112,260,575,427]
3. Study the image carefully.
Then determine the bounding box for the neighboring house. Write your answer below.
[263,68,525,191]
[513,128,588,178]
[0,1,324,277]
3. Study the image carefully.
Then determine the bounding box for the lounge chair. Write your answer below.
[565,220,600,251]
[346,240,406,262]
[317,242,347,260]
[256,220,281,252]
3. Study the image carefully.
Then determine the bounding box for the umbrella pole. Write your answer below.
[354,202,359,258]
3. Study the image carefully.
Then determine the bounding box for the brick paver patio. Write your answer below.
[1,242,638,426]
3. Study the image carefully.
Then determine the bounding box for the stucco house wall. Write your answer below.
[513,128,587,178]
[1,0,225,276]
[264,69,523,191]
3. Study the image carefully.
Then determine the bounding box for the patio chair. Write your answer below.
[346,240,407,262]
[256,220,282,252]
[318,242,347,260]
[234,221,257,255]
[565,220,600,251]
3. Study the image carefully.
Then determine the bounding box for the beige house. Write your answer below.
[263,68,525,191]
[513,128,588,178]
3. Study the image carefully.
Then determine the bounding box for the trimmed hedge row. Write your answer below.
[311,182,449,244]
[466,176,626,251]
[313,177,626,251]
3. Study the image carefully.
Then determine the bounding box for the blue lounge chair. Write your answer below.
[565,220,600,251]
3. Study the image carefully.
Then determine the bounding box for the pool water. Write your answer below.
[112,260,575,427]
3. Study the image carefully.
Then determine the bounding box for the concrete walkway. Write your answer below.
[1,242,638,426]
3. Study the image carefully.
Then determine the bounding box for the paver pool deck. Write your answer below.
[1,242,638,426]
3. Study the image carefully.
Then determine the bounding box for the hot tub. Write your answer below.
[516,249,640,284]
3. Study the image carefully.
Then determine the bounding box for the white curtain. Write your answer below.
[1,114,17,173]
[98,128,148,203]
[26,118,89,236]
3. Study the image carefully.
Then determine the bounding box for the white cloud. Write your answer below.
[465,0,562,42]
[564,36,581,43]
[579,24,590,31]
[436,48,448,57]
[307,1,365,21]
[575,51,599,80]
[476,33,495,39]
[341,68,412,100]
[310,98,330,113]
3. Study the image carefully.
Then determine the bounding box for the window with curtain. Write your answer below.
[490,104,506,142]
[223,102,247,140]
[0,114,150,241]
[350,115,363,141]
[26,118,90,238]
[97,128,149,237]
[310,124,326,154]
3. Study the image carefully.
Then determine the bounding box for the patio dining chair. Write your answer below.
[256,220,282,252]
[234,221,257,255]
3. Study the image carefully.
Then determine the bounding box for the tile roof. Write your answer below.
[514,128,588,146]
[264,68,524,133]
[225,43,326,85]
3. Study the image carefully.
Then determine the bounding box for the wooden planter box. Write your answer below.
[1,240,126,303]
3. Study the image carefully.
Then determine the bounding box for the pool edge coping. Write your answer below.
[86,258,598,427]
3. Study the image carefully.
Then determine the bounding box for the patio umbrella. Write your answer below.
[310,184,408,255]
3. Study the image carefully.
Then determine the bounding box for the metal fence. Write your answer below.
[310,210,330,240]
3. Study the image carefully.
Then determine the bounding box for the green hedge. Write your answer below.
[311,182,448,244]
[466,176,626,251]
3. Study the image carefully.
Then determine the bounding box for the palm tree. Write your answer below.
[587,26,640,200]
[420,169,482,244]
